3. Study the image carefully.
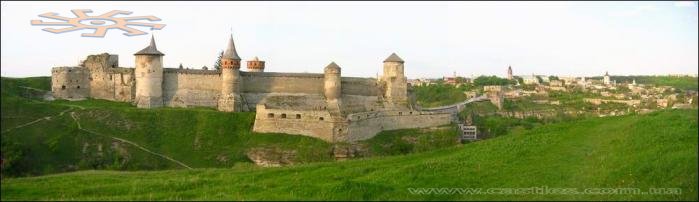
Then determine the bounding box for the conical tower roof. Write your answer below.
[134,35,164,55]
[223,34,241,60]
[325,62,341,70]
[383,53,404,63]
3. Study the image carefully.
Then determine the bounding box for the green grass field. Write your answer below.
[2,109,696,200]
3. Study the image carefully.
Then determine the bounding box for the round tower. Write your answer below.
[246,56,265,72]
[134,35,164,108]
[324,62,342,101]
[218,34,242,112]
[381,53,408,105]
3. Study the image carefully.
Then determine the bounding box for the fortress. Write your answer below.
[51,35,453,142]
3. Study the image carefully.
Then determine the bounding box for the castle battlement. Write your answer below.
[50,34,454,143]
[52,66,87,72]
[346,110,443,122]
[164,68,221,75]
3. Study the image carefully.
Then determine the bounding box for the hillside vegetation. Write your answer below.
[2,109,696,200]
[608,75,698,90]
[413,83,473,108]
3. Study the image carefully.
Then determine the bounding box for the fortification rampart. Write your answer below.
[345,110,453,142]
[241,72,325,94]
[163,71,222,107]
[253,104,336,142]
[51,66,90,100]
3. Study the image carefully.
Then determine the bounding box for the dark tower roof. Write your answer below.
[325,62,341,70]
[134,35,164,56]
[605,71,609,76]
[223,34,241,60]
[383,53,404,63]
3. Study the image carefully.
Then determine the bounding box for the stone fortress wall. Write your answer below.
[51,66,90,100]
[51,35,455,143]
[162,69,221,108]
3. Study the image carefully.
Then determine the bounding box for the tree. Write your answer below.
[455,76,469,84]
[535,76,544,84]
[549,76,559,81]
[214,50,223,70]
[473,75,510,86]
[513,76,524,85]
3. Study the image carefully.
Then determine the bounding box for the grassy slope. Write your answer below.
[2,109,696,200]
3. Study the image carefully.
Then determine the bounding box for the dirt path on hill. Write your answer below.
[69,111,193,170]
[1,108,73,134]
[3,102,192,170]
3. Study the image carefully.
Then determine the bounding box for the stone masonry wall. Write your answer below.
[341,77,380,96]
[83,53,119,100]
[105,68,136,102]
[241,72,325,94]
[51,66,90,100]
[162,69,222,108]
[346,110,453,142]
[252,104,336,142]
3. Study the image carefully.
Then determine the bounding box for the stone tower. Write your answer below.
[381,53,408,107]
[246,56,265,72]
[324,62,342,101]
[603,71,611,85]
[507,65,513,80]
[218,34,243,112]
[134,35,164,108]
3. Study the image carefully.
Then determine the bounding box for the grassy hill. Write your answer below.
[607,75,698,91]
[2,109,696,200]
[413,83,474,108]
[1,77,461,177]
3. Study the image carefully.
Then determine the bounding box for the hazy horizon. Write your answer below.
[2,1,698,78]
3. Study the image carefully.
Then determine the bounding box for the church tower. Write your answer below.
[218,34,243,112]
[603,71,611,85]
[134,35,164,108]
[381,53,408,108]
[507,65,513,80]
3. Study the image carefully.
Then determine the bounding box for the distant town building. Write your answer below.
[507,65,513,80]
[550,80,563,87]
[442,71,470,86]
[464,91,478,99]
[483,85,503,92]
[522,74,540,85]
[443,76,457,85]
[603,71,611,85]
[559,76,577,85]
[540,76,550,83]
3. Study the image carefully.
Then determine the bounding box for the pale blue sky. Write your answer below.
[1,1,697,78]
